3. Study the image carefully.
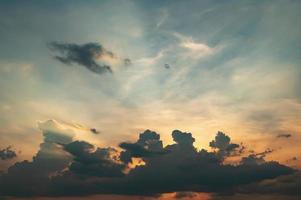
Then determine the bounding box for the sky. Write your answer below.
[0,0,301,199]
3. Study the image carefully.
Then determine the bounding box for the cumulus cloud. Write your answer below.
[48,42,130,75]
[119,129,166,164]
[63,141,125,177]
[0,146,17,161]
[0,120,74,196]
[0,125,296,198]
[172,130,195,146]
[209,131,241,160]
[104,130,292,196]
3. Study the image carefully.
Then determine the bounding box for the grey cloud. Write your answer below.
[241,154,266,166]
[236,172,301,197]
[277,133,292,138]
[175,192,197,199]
[0,146,17,161]
[90,128,100,134]
[209,131,241,160]
[124,58,132,66]
[210,193,301,200]
[119,142,162,158]
[210,131,234,150]
[241,148,274,166]
[105,131,293,196]
[172,130,195,146]
[48,42,113,75]
[0,129,296,198]
[0,121,74,196]
[164,63,170,69]
[137,129,160,145]
[119,129,166,164]
[255,148,274,157]
[63,141,125,177]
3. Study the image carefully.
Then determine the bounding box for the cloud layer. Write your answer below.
[0,121,297,198]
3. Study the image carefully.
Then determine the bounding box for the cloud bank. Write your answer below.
[0,120,297,198]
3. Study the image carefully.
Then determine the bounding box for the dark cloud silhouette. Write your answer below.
[241,154,266,165]
[255,148,274,157]
[209,131,241,160]
[119,129,166,164]
[0,120,74,196]
[0,146,17,160]
[172,130,195,146]
[90,128,100,134]
[235,172,301,197]
[63,141,125,177]
[124,58,132,66]
[0,127,297,198]
[99,130,292,196]
[241,148,274,166]
[48,42,113,74]
[119,142,163,158]
[210,193,301,200]
[175,192,197,199]
[277,133,292,138]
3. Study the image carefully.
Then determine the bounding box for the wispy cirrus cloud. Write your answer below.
[173,32,216,59]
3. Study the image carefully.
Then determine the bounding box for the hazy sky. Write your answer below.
[0,0,301,199]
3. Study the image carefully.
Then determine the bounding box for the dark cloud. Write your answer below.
[209,131,241,160]
[241,154,266,166]
[0,120,74,196]
[255,148,274,157]
[90,128,100,134]
[0,128,297,198]
[119,129,167,164]
[63,141,125,177]
[0,146,17,161]
[277,133,292,138]
[119,142,164,158]
[48,42,113,74]
[172,130,195,146]
[174,192,197,199]
[235,172,301,197]
[124,58,132,66]
[102,130,292,196]
[241,148,274,166]
[210,193,301,200]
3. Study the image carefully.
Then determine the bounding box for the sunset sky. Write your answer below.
[0,0,301,199]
